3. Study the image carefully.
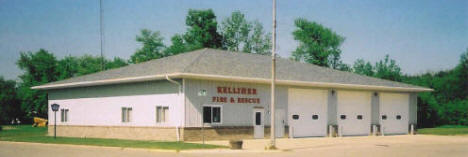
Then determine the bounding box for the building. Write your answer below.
[33,48,432,141]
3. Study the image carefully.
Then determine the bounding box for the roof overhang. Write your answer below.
[32,73,433,92]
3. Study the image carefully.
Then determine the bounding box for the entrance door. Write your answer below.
[253,109,264,139]
[275,109,285,138]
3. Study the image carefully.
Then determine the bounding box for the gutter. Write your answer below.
[165,75,182,142]
[32,73,433,92]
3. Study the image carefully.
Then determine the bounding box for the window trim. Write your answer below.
[121,107,132,123]
[156,106,169,123]
[202,105,223,125]
[60,108,69,122]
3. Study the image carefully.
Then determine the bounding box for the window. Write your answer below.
[156,106,169,123]
[122,107,132,123]
[203,106,221,124]
[292,115,299,120]
[357,115,363,120]
[60,109,69,122]
[382,115,387,120]
[312,115,319,120]
[340,115,346,120]
[396,115,402,120]
[255,112,262,125]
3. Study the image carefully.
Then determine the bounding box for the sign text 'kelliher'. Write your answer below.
[212,86,260,104]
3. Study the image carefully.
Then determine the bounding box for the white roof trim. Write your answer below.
[32,72,433,92]
[179,73,433,92]
[31,74,180,90]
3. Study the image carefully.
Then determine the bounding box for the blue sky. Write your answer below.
[0,0,467,80]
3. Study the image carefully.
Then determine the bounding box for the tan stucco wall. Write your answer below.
[183,126,289,141]
[48,125,289,141]
[48,125,179,141]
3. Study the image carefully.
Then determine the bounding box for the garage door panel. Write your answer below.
[380,93,409,134]
[337,91,371,136]
[288,89,328,137]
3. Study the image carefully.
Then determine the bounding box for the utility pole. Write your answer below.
[99,0,105,70]
[269,0,277,150]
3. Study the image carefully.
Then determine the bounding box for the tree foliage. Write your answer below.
[14,49,128,118]
[221,11,251,52]
[403,49,468,127]
[292,18,345,68]
[183,9,223,49]
[374,55,402,81]
[16,49,58,118]
[0,77,21,124]
[220,11,271,55]
[164,34,188,56]
[353,59,374,76]
[352,55,402,81]
[130,29,166,63]
[246,21,271,55]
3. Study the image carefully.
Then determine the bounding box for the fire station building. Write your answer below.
[33,48,432,141]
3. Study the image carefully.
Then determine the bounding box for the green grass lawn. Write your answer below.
[0,125,226,150]
[418,125,468,136]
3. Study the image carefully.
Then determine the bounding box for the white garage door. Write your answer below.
[337,91,371,136]
[288,88,328,137]
[380,93,409,135]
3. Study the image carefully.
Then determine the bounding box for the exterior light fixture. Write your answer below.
[198,89,207,96]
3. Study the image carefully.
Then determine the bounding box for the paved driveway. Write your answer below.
[1,135,467,157]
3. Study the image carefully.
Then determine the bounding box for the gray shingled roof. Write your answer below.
[36,48,430,91]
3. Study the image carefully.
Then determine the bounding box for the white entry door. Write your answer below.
[275,109,285,138]
[253,109,264,139]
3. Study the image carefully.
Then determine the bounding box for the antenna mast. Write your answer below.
[99,0,104,70]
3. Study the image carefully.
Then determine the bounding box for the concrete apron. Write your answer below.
[188,135,468,151]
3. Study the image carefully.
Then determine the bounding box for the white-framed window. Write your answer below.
[156,106,169,123]
[203,105,222,124]
[121,107,132,123]
[60,109,69,122]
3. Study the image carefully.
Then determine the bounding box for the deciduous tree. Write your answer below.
[0,77,21,124]
[353,59,374,76]
[130,29,165,63]
[184,9,222,49]
[16,49,58,118]
[221,11,251,52]
[292,18,345,67]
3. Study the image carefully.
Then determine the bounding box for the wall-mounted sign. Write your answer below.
[217,87,257,95]
[212,86,260,104]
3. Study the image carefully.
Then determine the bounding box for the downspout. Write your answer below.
[166,75,182,141]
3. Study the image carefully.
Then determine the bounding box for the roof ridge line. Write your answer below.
[181,48,208,73]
